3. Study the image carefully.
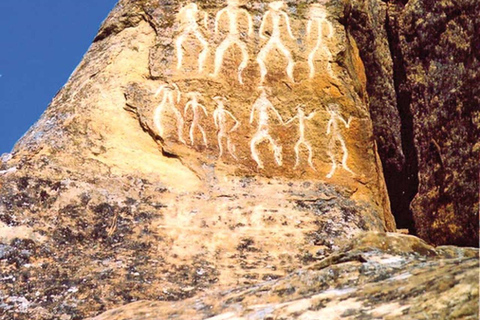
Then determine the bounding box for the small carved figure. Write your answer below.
[286,105,317,170]
[307,3,335,79]
[256,1,295,84]
[175,3,209,73]
[325,104,354,178]
[213,96,240,159]
[184,92,209,147]
[249,87,284,168]
[212,0,253,84]
[153,83,186,144]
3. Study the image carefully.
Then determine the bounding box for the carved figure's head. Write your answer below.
[187,91,202,100]
[327,103,340,114]
[296,104,305,113]
[213,96,227,107]
[269,1,285,11]
[226,0,241,7]
[183,3,198,12]
[309,3,327,20]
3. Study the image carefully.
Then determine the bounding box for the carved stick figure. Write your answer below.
[325,104,354,178]
[212,0,253,84]
[175,3,209,73]
[256,1,295,84]
[249,88,284,169]
[184,92,208,147]
[307,3,334,79]
[286,105,317,170]
[213,96,240,160]
[153,83,186,144]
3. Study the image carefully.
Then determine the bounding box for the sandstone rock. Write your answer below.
[87,232,479,320]
[387,0,479,246]
[0,0,477,319]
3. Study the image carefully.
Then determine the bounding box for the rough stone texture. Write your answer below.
[87,232,479,320]
[389,0,479,246]
[0,0,477,319]
[346,0,479,245]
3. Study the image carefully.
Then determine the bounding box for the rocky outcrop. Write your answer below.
[0,0,477,319]
[87,232,479,320]
[347,0,479,246]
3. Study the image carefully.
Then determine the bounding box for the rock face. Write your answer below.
[87,232,479,320]
[0,0,477,319]
[347,0,479,245]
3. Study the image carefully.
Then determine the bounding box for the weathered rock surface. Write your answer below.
[87,232,479,320]
[0,0,477,319]
[347,0,479,245]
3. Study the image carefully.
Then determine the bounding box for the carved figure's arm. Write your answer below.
[184,101,192,116]
[285,115,298,125]
[213,109,219,128]
[326,118,333,134]
[200,104,208,117]
[270,104,284,124]
[307,20,313,39]
[242,10,254,36]
[306,111,317,120]
[202,11,208,29]
[214,9,226,34]
[281,12,295,40]
[227,110,241,132]
[250,104,257,124]
[339,115,350,128]
[325,20,334,39]
[173,83,181,103]
[154,84,167,97]
[259,11,271,40]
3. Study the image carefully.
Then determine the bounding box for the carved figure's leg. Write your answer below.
[189,124,196,145]
[339,137,354,175]
[326,138,337,178]
[236,40,249,85]
[199,125,208,147]
[305,141,316,171]
[212,39,231,77]
[197,33,209,73]
[227,136,238,160]
[308,45,319,79]
[256,41,273,84]
[250,133,265,169]
[293,140,301,168]
[154,106,164,137]
[176,34,187,70]
[217,134,224,158]
[276,41,295,82]
[172,107,186,144]
[266,135,282,166]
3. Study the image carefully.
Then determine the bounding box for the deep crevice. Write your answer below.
[384,4,419,234]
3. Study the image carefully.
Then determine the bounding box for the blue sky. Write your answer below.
[0,0,118,154]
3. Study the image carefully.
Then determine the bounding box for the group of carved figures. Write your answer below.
[175,0,335,84]
[154,84,355,178]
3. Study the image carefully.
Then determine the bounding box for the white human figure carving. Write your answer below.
[325,104,354,178]
[212,0,253,84]
[154,83,186,144]
[249,88,284,169]
[286,105,317,170]
[175,3,209,73]
[213,96,240,160]
[256,1,296,84]
[307,3,335,79]
[184,92,209,147]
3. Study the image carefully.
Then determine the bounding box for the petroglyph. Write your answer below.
[212,0,253,84]
[184,92,209,147]
[307,3,335,79]
[325,104,354,178]
[213,96,240,159]
[257,1,295,84]
[286,105,317,170]
[176,3,209,73]
[250,88,284,169]
[154,83,186,144]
